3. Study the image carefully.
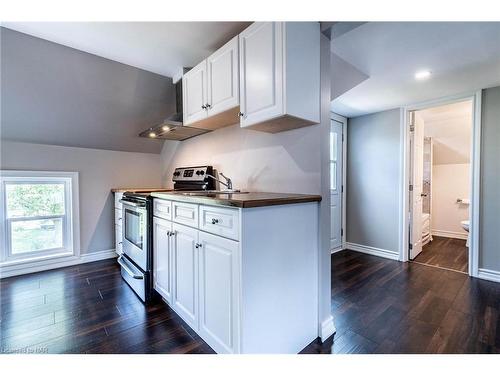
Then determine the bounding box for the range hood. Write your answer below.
[139,79,211,141]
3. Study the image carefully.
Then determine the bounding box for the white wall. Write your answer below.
[161,123,322,194]
[431,163,470,238]
[0,141,163,254]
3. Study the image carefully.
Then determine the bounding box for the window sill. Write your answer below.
[0,251,75,267]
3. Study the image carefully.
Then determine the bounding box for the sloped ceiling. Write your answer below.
[421,100,472,165]
[1,22,250,153]
[331,22,500,117]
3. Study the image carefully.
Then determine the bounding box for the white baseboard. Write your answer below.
[431,229,468,240]
[0,249,117,279]
[320,315,336,341]
[331,246,344,254]
[345,242,400,261]
[477,268,500,283]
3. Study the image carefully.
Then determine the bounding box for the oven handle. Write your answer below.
[117,256,144,279]
[120,199,146,208]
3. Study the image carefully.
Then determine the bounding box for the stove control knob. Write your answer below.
[200,170,205,175]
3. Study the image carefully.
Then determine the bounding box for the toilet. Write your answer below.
[461,220,470,247]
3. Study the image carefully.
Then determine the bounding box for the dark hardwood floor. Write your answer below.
[2,250,499,354]
[413,236,468,273]
[302,250,500,354]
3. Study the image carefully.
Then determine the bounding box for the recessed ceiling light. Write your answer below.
[415,70,432,80]
[149,132,156,138]
[162,126,170,132]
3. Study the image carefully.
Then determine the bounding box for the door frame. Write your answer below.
[330,112,347,253]
[399,91,482,277]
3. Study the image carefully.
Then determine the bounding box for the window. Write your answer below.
[330,131,338,190]
[0,171,79,264]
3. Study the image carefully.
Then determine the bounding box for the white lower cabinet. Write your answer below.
[198,231,239,354]
[172,222,199,330]
[153,217,173,304]
[152,198,319,354]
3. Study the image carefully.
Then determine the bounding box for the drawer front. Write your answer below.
[115,208,123,225]
[115,225,123,255]
[153,199,172,220]
[172,201,199,228]
[114,192,124,209]
[199,205,239,241]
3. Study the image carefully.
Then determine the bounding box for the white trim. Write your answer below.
[431,229,468,240]
[399,91,481,278]
[346,242,400,261]
[0,249,117,279]
[331,112,347,250]
[320,315,336,342]
[330,246,344,254]
[477,268,500,283]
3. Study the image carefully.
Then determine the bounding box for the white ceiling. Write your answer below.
[331,22,500,117]
[420,100,472,165]
[2,22,251,78]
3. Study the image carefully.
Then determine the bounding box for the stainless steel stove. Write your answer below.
[118,166,216,303]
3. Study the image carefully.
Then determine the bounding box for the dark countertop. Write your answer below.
[111,188,172,193]
[150,191,322,208]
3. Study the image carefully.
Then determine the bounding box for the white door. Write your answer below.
[239,22,284,127]
[207,36,239,117]
[182,60,208,125]
[198,231,239,354]
[172,223,199,329]
[153,217,172,304]
[410,111,425,259]
[330,118,344,250]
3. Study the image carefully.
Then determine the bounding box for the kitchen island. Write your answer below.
[150,191,321,354]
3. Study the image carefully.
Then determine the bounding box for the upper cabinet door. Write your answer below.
[183,61,208,125]
[239,22,284,128]
[207,36,239,117]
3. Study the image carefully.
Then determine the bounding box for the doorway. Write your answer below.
[330,113,346,252]
[407,98,476,273]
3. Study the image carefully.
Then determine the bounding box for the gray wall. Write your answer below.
[1,141,163,255]
[346,109,401,253]
[480,86,500,271]
[0,27,174,154]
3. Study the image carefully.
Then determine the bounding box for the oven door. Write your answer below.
[121,199,148,271]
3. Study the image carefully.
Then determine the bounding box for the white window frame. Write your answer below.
[0,170,80,266]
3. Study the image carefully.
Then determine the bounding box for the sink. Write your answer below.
[179,190,248,196]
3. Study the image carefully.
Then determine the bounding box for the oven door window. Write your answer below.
[124,208,144,250]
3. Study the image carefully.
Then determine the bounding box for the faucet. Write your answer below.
[206,172,237,192]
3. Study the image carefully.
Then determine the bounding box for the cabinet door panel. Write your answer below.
[172,223,199,329]
[207,36,239,117]
[198,232,239,354]
[153,217,172,303]
[183,61,208,125]
[239,22,283,127]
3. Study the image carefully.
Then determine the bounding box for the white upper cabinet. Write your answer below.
[239,22,320,133]
[207,36,239,118]
[183,61,208,125]
[183,37,240,129]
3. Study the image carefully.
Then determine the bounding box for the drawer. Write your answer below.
[172,201,199,227]
[199,205,239,241]
[153,199,172,220]
[114,192,124,209]
[115,208,123,224]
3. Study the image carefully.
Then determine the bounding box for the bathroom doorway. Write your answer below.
[408,99,474,273]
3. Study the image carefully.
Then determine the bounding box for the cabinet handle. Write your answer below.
[195,243,202,249]
[201,104,207,109]
[211,218,219,224]
[206,103,211,109]
[238,112,244,117]
[118,241,123,245]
